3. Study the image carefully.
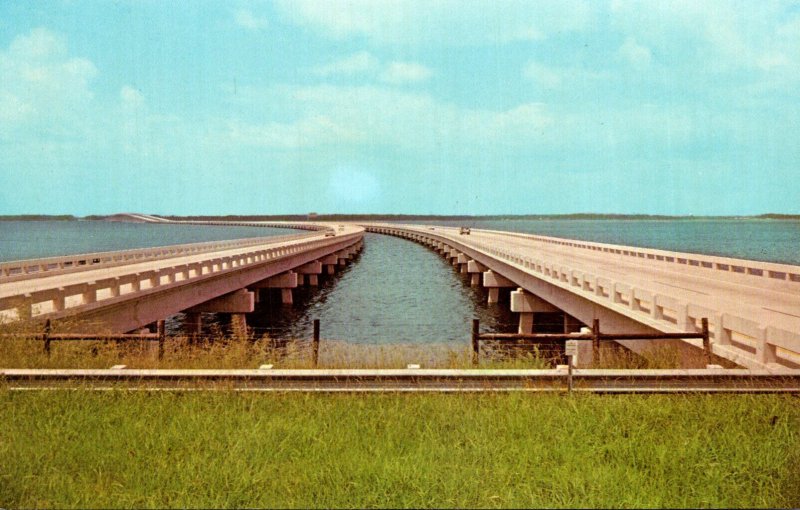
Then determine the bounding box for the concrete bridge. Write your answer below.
[363,223,800,370]
[0,221,363,333]
[3,216,798,371]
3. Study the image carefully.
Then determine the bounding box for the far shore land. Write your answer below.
[1,213,799,222]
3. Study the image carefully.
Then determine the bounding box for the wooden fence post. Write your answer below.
[312,319,320,367]
[157,320,165,360]
[472,319,480,366]
[43,319,51,356]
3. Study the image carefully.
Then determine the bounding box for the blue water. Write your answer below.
[241,232,518,344]
[412,219,800,265]
[0,221,292,262]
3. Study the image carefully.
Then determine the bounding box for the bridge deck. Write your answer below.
[365,224,800,369]
[0,222,363,329]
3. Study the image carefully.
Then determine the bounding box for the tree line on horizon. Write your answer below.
[1,213,799,221]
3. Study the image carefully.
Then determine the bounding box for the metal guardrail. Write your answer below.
[3,368,799,393]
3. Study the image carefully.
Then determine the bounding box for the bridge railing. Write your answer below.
[377,222,800,285]
[0,232,363,323]
[0,231,321,283]
[475,227,800,285]
[468,237,800,368]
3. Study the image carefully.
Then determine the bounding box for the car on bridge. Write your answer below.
[459,227,471,235]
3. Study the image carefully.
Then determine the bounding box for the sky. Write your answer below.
[1,1,799,216]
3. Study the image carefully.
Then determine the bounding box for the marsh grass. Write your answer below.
[0,390,797,508]
[0,332,715,370]
[0,316,737,370]
[0,335,555,370]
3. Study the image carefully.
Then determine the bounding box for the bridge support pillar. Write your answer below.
[561,313,594,367]
[185,289,255,340]
[483,270,516,304]
[186,289,255,314]
[577,326,595,368]
[467,260,487,287]
[297,261,323,287]
[457,254,469,273]
[184,311,202,338]
[320,254,338,275]
[250,272,298,305]
[510,288,559,334]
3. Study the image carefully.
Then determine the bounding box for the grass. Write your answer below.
[0,333,691,370]
[0,314,711,370]
[0,390,798,508]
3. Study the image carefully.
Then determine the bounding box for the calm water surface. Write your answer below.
[240,233,517,343]
[0,221,291,262]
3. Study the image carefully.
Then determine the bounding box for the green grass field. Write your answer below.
[1,391,798,508]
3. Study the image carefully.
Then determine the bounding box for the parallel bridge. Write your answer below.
[363,224,800,370]
[2,216,798,371]
[0,221,363,333]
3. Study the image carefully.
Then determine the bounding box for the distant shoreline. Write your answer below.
[1,213,799,222]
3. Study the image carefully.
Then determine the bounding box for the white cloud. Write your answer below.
[379,62,432,84]
[223,84,556,155]
[523,62,562,88]
[311,53,433,85]
[0,28,97,131]
[222,114,363,149]
[618,37,652,67]
[234,8,268,30]
[276,0,596,45]
[311,51,379,77]
[609,0,793,73]
[120,86,145,108]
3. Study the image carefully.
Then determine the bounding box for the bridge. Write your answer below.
[2,216,798,371]
[0,220,363,333]
[363,223,800,370]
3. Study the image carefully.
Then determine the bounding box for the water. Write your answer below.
[412,219,800,265]
[242,233,517,344]
[2,219,798,345]
[0,221,292,262]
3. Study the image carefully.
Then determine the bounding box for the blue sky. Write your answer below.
[1,1,799,216]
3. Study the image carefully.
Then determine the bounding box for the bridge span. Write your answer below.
[363,223,800,370]
[0,222,363,333]
[3,216,798,371]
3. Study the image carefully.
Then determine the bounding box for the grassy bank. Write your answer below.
[1,391,798,508]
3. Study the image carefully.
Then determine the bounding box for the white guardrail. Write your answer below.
[368,224,800,369]
[0,226,323,283]
[478,228,800,284]
[0,231,359,322]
